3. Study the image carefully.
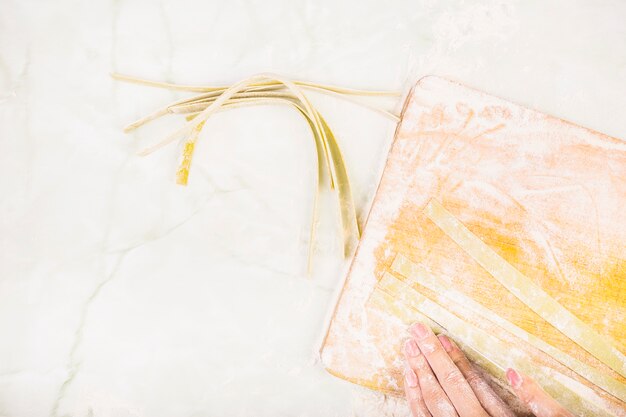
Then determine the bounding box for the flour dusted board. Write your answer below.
[320,76,626,413]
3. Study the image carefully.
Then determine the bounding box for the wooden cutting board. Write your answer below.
[320,76,626,415]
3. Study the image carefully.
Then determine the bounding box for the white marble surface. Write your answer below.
[1,1,625,416]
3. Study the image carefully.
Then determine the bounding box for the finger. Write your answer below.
[440,335,515,417]
[410,323,488,417]
[506,368,574,417]
[403,348,433,417]
[404,366,433,417]
[405,338,458,417]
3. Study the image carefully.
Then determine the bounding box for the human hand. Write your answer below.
[403,322,574,417]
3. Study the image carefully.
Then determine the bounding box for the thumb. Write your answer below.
[506,368,574,417]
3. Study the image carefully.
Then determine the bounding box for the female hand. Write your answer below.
[403,322,574,417]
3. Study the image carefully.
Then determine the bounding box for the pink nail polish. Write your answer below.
[410,322,429,339]
[404,339,420,357]
[439,335,453,352]
[506,368,522,388]
[405,366,418,388]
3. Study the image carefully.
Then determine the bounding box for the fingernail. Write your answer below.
[439,335,453,352]
[506,368,522,388]
[410,322,430,339]
[404,339,420,357]
[405,366,418,388]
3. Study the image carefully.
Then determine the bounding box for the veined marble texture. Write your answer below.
[0,0,625,416]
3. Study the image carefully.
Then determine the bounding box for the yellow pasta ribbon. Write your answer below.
[391,254,626,402]
[114,73,398,271]
[176,121,205,186]
[373,272,613,416]
[423,200,626,379]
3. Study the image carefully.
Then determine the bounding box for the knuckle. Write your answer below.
[442,369,465,386]
[464,370,483,386]
[423,385,445,402]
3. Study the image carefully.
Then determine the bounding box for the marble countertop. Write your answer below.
[1,1,625,416]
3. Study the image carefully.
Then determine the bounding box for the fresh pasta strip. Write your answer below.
[374,272,613,416]
[113,73,392,270]
[176,121,205,185]
[423,199,626,379]
[391,254,626,402]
